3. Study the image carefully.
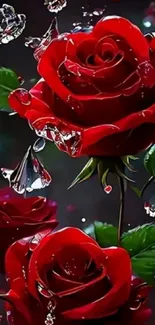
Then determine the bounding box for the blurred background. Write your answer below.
[0,0,155,324]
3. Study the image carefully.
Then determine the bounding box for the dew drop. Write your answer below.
[13,88,31,105]
[81,217,86,223]
[18,76,25,85]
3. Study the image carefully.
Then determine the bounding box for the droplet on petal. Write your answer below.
[104,185,112,194]
[37,283,54,298]
[13,88,31,105]
[35,125,82,157]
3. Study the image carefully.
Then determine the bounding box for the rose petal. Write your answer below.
[27,228,100,300]
[8,87,51,119]
[62,247,131,319]
[93,16,149,63]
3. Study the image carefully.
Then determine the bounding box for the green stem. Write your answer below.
[141,176,154,197]
[117,177,125,247]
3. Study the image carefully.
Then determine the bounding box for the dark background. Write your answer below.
[0,0,155,324]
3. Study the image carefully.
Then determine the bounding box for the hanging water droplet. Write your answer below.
[0,4,26,44]
[33,138,46,152]
[45,314,56,325]
[141,92,144,98]
[104,185,112,194]
[1,146,52,194]
[18,76,25,85]
[44,0,67,13]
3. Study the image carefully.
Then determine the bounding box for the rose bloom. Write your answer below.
[0,189,58,272]
[1,228,151,325]
[9,16,155,158]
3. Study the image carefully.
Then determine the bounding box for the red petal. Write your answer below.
[5,238,30,286]
[93,16,149,63]
[81,102,155,153]
[62,247,131,319]
[8,87,51,119]
[27,228,99,300]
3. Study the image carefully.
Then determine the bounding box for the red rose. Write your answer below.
[1,228,151,325]
[0,191,58,272]
[9,16,155,158]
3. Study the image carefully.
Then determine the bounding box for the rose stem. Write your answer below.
[141,175,154,197]
[117,176,125,247]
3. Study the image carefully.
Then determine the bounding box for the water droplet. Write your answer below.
[128,223,131,227]
[18,76,25,85]
[22,266,26,279]
[44,0,67,13]
[0,4,26,44]
[38,283,53,298]
[35,125,82,157]
[33,138,46,152]
[47,300,56,312]
[25,18,59,61]
[104,185,112,194]
[93,8,105,16]
[81,217,86,223]
[1,146,52,194]
[13,88,31,105]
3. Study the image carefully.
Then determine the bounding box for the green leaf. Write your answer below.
[94,221,155,285]
[0,68,20,109]
[122,223,155,285]
[144,145,155,176]
[130,185,142,198]
[68,158,98,189]
[94,222,118,247]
